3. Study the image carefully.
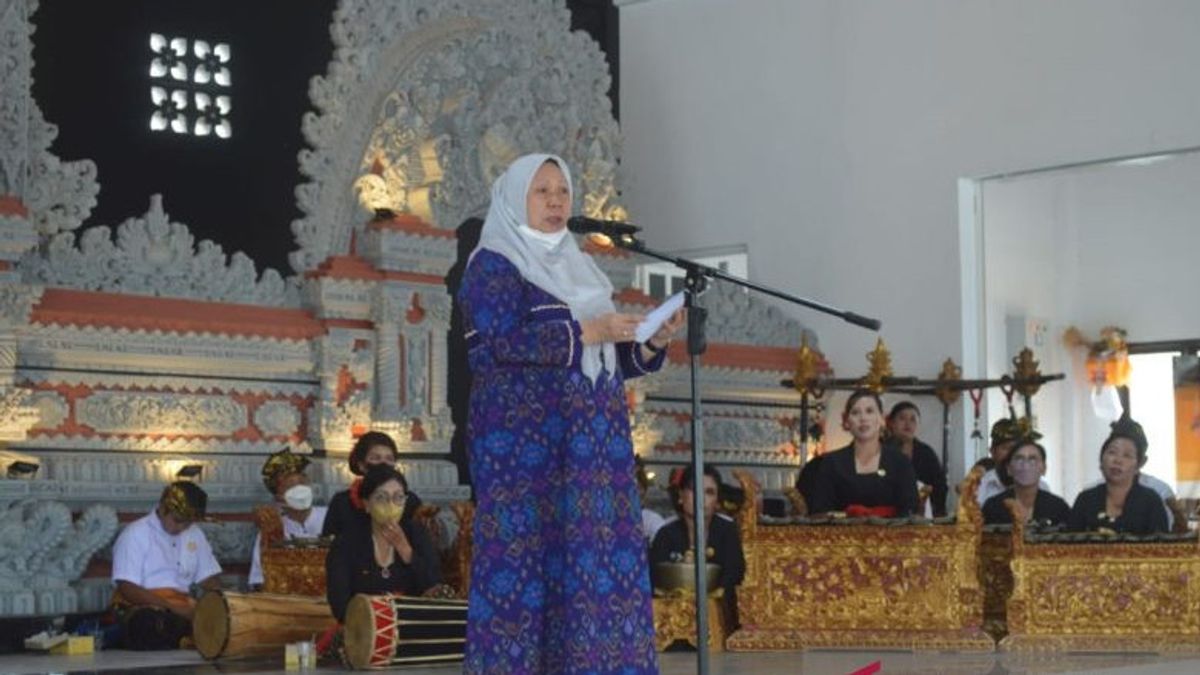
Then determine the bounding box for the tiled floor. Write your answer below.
[4,650,1200,675]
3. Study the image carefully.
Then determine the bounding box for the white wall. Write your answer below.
[980,153,1200,497]
[619,0,1200,485]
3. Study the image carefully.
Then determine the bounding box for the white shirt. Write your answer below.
[976,469,1051,507]
[1084,473,1175,530]
[642,508,666,545]
[248,505,328,586]
[112,510,222,593]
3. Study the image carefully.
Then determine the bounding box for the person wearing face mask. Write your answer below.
[248,447,328,589]
[975,417,1052,507]
[981,439,1070,526]
[322,430,424,539]
[325,464,440,623]
[649,465,746,630]
[458,154,681,674]
[1068,416,1169,535]
[809,390,919,517]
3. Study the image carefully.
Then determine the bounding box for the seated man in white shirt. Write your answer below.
[976,417,1049,507]
[111,481,222,649]
[248,447,328,589]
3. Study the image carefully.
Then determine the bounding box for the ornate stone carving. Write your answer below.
[253,400,302,438]
[0,283,41,326]
[291,0,623,272]
[76,391,247,436]
[28,389,66,430]
[19,324,317,379]
[195,520,257,564]
[0,499,118,616]
[0,0,100,235]
[21,195,300,306]
[702,282,812,349]
[0,386,38,441]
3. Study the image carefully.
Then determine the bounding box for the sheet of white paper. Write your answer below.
[635,292,685,343]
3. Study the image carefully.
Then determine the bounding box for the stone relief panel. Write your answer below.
[22,195,300,307]
[253,400,302,438]
[76,392,247,436]
[0,500,118,616]
[292,0,624,272]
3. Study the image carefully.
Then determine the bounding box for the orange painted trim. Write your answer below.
[666,341,796,372]
[380,270,445,285]
[614,287,657,307]
[304,254,384,281]
[368,214,457,239]
[323,318,375,331]
[0,195,28,217]
[31,288,324,340]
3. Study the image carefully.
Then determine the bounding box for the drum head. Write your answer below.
[192,590,230,660]
[342,594,378,670]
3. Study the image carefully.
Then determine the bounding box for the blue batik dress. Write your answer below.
[460,248,662,674]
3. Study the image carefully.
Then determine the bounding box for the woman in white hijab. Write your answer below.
[459,154,682,674]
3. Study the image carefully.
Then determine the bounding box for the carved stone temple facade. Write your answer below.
[0,0,813,617]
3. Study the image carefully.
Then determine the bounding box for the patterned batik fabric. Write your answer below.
[460,249,664,674]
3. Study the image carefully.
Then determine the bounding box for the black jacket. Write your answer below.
[1067,481,1168,535]
[808,444,919,516]
[325,517,440,622]
[982,488,1071,526]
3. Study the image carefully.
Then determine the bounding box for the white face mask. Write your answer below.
[518,223,569,249]
[283,484,314,511]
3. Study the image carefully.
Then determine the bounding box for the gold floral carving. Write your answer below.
[725,468,993,652]
[935,358,963,406]
[1001,515,1200,653]
[1011,348,1043,398]
[791,336,826,398]
[652,593,728,652]
[261,546,328,597]
[860,338,893,394]
[979,531,1014,641]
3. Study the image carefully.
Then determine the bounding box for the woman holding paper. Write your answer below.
[457,153,683,674]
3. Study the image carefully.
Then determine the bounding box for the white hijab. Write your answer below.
[471,153,617,383]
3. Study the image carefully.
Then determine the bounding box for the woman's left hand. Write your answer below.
[379,522,414,564]
[648,308,686,350]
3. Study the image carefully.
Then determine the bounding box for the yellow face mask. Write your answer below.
[369,502,403,525]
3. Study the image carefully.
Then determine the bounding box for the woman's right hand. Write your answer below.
[581,313,645,345]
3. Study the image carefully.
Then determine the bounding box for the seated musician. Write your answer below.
[976,417,1050,506]
[981,438,1070,527]
[111,482,222,649]
[885,401,949,517]
[248,447,328,590]
[635,455,666,546]
[322,431,423,539]
[1068,416,1168,535]
[326,464,440,623]
[650,465,746,629]
[793,453,826,515]
[808,389,918,517]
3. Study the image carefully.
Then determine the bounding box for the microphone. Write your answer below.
[566,215,642,239]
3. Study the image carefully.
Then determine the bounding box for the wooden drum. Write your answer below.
[343,594,468,669]
[193,590,335,660]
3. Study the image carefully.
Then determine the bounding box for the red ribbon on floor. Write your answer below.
[847,660,882,675]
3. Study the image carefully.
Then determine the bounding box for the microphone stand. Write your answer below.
[610,234,879,675]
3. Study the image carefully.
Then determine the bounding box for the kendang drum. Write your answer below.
[192,590,335,660]
[342,594,468,669]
